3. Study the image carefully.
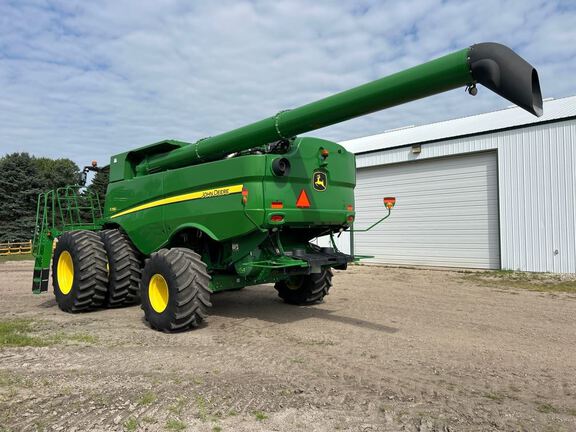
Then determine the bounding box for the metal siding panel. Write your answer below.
[352,152,499,269]
[498,121,576,273]
[348,119,576,273]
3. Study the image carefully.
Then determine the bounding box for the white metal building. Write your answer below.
[334,96,576,273]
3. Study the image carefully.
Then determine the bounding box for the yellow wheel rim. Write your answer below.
[286,277,303,290]
[149,274,169,313]
[57,251,74,295]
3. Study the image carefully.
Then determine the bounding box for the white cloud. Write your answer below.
[0,0,574,168]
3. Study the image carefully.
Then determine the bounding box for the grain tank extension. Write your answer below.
[32,43,542,331]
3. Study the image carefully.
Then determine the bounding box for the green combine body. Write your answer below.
[32,43,543,331]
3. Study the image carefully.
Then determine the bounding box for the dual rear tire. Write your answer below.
[53,229,142,311]
[52,231,211,332]
[99,229,142,306]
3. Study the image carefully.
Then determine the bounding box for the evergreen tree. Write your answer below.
[88,166,110,206]
[0,153,43,241]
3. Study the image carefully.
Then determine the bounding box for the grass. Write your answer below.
[195,395,208,421]
[253,410,268,421]
[484,392,506,403]
[165,418,187,431]
[461,270,576,294]
[535,402,560,414]
[0,371,21,387]
[51,332,98,344]
[137,390,157,405]
[168,397,188,415]
[286,335,337,346]
[123,417,138,432]
[0,254,33,263]
[0,319,97,347]
[0,319,51,347]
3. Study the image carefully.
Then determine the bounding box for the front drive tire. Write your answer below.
[275,268,333,305]
[52,231,108,312]
[99,229,142,307]
[140,248,211,332]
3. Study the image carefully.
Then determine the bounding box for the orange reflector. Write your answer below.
[346,204,353,211]
[296,190,311,208]
[271,214,284,222]
[383,196,396,209]
[242,187,248,204]
[271,201,283,209]
[321,148,329,157]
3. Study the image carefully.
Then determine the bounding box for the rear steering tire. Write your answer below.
[275,268,333,305]
[52,231,108,312]
[140,248,211,332]
[99,229,142,306]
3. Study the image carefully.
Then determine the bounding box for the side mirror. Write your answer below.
[383,197,396,209]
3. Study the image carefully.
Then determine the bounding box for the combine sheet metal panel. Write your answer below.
[354,151,500,269]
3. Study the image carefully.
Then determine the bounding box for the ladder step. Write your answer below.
[32,267,49,293]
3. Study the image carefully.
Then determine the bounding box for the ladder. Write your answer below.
[32,187,103,293]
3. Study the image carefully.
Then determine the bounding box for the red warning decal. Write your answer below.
[296,190,311,208]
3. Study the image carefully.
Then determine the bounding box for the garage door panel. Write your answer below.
[355,210,497,219]
[358,170,498,187]
[354,152,500,269]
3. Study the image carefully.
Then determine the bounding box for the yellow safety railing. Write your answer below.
[0,240,33,256]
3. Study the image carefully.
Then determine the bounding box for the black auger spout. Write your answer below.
[468,42,543,116]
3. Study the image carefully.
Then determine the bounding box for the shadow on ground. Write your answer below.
[211,284,399,334]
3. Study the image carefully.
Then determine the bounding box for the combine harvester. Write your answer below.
[32,43,542,332]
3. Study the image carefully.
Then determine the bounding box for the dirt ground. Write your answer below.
[1,261,575,432]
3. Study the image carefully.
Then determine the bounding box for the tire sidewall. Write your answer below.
[140,253,179,331]
[52,233,82,311]
[276,268,332,305]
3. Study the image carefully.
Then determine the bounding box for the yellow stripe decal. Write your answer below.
[110,184,244,219]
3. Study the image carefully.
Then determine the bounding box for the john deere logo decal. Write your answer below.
[313,171,327,191]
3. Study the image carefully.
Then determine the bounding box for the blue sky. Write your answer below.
[1,0,575,168]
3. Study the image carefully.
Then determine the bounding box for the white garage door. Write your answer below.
[353,151,500,269]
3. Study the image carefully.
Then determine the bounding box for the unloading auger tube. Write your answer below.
[136,42,542,175]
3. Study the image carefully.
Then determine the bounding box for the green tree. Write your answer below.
[33,157,80,189]
[0,153,43,241]
[88,166,110,205]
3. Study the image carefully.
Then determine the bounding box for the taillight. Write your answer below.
[271,214,284,222]
[383,197,396,209]
[241,187,248,204]
[347,215,354,223]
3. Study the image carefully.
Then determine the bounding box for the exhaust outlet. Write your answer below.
[469,43,543,117]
